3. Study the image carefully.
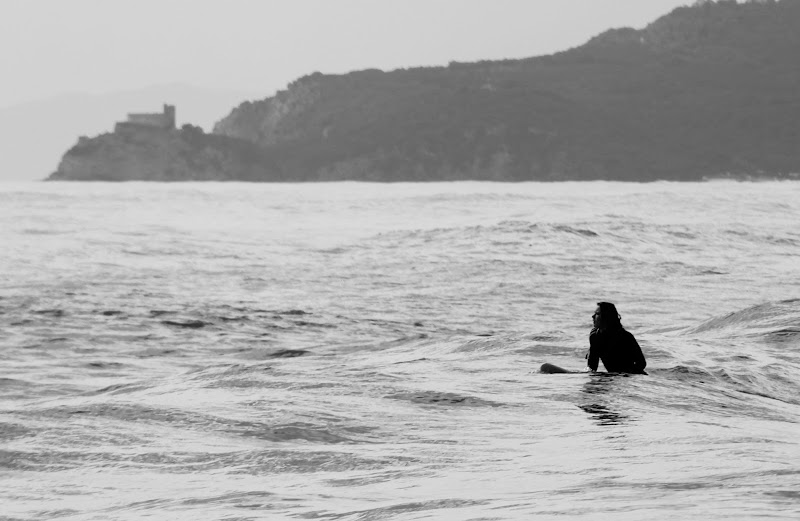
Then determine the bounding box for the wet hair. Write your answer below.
[597,302,623,330]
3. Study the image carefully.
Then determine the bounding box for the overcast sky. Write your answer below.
[1,0,691,108]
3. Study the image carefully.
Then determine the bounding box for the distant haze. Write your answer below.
[0,0,691,181]
[2,0,690,108]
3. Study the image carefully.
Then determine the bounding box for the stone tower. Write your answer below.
[163,104,176,129]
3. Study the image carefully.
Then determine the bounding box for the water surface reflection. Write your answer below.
[579,373,630,426]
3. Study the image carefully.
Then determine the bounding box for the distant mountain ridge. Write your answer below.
[51,0,800,182]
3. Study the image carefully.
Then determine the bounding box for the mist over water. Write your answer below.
[1,181,799,520]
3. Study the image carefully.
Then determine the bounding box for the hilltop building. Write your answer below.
[115,104,176,132]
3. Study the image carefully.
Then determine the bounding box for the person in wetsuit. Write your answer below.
[586,302,647,374]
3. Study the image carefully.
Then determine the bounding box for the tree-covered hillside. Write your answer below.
[213,0,800,181]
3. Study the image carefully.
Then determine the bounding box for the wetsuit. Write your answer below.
[587,327,647,374]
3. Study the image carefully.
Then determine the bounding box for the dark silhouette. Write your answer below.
[586,302,647,374]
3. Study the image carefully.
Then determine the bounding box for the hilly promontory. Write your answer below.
[48,122,274,182]
[51,0,800,182]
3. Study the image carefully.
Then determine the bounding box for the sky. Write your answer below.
[0,0,693,109]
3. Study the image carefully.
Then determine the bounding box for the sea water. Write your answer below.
[1,181,799,520]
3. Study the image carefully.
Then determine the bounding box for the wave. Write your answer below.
[20,228,68,236]
[364,219,800,267]
[372,220,604,243]
[385,391,503,407]
[688,299,800,338]
[28,402,358,445]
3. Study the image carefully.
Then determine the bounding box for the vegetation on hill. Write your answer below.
[213,0,800,181]
[48,124,278,181]
[51,0,800,182]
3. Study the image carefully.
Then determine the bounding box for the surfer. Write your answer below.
[586,302,647,374]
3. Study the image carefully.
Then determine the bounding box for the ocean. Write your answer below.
[1,181,799,520]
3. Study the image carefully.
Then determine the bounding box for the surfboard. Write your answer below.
[540,362,581,374]
[540,363,647,376]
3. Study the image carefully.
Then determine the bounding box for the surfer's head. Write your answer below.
[593,302,622,330]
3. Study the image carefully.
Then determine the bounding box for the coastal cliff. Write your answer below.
[48,124,277,181]
[51,0,800,182]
